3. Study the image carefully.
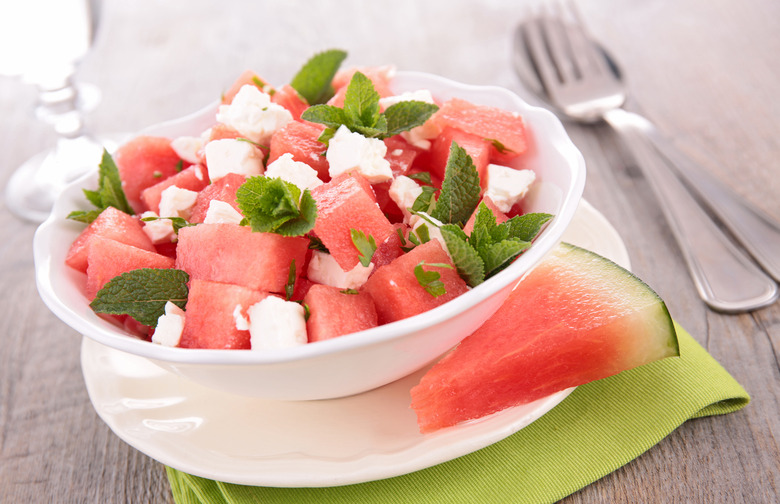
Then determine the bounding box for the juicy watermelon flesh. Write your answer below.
[304,284,378,342]
[268,120,329,181]
[114,136,187,210]
[140,164,209,214]
[410,243,678,433]
[85,237,175,299]
[189,173,246,223]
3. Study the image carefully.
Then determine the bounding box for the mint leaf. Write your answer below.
[69,149,134,223]
[414,261,452,297]
[236,176,317,236]
[350,228,377,267]
[290,49,348,105]
[411,185,437,214]
[505,212,554,242]
[285,259,297,301]
[343,71,382,129]
[383,101,439,137]
[308,235,329,253]
[340,288,359,295]
[481,239,531,276]
[90,268,189,326]
[440,224,485,286]
[430,142,481,226]
[301,104,348,131]
[406,171,434,186]
[141,216,197,233]
[488,138,515,155]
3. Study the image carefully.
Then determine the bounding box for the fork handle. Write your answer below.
[603,108,778,312]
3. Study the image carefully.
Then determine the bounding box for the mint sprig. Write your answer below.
[301,71,439,142]
[290,49,348,105]
[414,261,453,297]
[90,268,189,326]
[236,176,317,236]
[428,141,481,226]
[285,260,297,301]
[350,228,377,267]
[68,149,134,223]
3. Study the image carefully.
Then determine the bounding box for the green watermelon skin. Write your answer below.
[410,243,679,433]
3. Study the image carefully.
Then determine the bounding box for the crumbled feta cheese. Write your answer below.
[388,175,423,223]
[152,302,186,347]
[215,84,292,144]
[265,152,323,191]
[307,250,374,290]
[248,296,308,350]
[170,136,204,164]
[204,138,264,181]
[409,213,450,258]
[203,200,244,225]
[158,186,198,220]
[485,164,536,213]
[378,89,439,150]
[140,211,175,244]
[326,125,393,183]
[233,304,249,331]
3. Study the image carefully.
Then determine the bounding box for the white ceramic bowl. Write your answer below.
[34,71,586,400]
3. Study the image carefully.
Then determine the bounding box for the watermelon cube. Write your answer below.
[175,223,308,294]
[430,98,528,162]
[85,236,175,299]
[140,164,209,214]
[179,279,269,349]
[271,84,309,120]
[189,173,246,223]
[462,196,509,236]
[114,136,186,210]
[362,240,469,324]
[423,126,491,185]
[304,284,378,342]
[66,207,156,273]
[310,173,398,271]
[268,120,329,181]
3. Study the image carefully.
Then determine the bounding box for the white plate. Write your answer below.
[81,199,630,488]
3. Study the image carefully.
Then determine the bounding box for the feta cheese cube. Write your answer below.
[140,211,175,244]
[152,302,186,347]
[265,152,323,191]
[485,164,536,213]
[307,250,374,290]
[388,175,423,223]
[170,136,204,164]
[248,296,308,350]
[203,200,244,225]
[215,84,292,144]
[326,125,393,183]
[204,138,264,181]
[158,186,198,219]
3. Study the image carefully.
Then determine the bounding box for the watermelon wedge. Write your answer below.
[410,243,679,433]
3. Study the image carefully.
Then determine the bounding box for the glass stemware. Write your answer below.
[1,0,105,222]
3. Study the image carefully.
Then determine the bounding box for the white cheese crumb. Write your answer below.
[215,84,292,144]
[485,164,536,213]
[204,138,264,181]
[158,186,198,220]
[140,211,175,244]
[265,152,323,191]
[170,136,204,165]
[233,304,249,331]
[152,302,186,347]
[248,296,308,350]
[307,250,374,289]
[388,175,423,223]
[203,200,244,225]
[326,125,393,183]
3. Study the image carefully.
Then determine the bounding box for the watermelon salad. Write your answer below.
[64,50,554,351]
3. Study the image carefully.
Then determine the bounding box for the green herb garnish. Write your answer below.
[236,176,317,236]
[290,49,348,105]
[285,260,297,301]
[301,71,439,143]
[350,228,377,267]
[406,171,434,186]
[429,142,481,226]
[68,149,134,223]
[414,261,453,297]
[140,216,197,234]
[90,268,189,326]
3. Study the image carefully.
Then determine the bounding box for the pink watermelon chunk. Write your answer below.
[422,126,491,184]
[85,236,175,299]
[179,279,269,349]
[462,196,509,236]
[140,164,209,214]
[430,98,528,161]
[310,173,397,271]
[268,120,329,181]
[410,243,679,433]
[66,207,156,273]
[189,173,247,223]
[304,284,378,342]
[114,136,186,210]
[175,223,308,294]
[362,240,469,324]
[272,84,309,120]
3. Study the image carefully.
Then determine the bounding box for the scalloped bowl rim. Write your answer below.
[33,71,585,368]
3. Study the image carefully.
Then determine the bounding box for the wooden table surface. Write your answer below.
[1,0,778,502]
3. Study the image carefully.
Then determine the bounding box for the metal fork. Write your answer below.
[517,3,778,312]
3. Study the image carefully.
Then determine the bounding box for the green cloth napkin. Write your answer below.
[166,323,749,504]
